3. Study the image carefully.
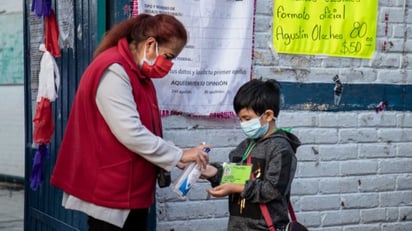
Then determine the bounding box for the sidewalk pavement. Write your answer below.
[0,182,24,231]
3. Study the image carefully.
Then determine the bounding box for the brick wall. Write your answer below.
[156,1,412,230]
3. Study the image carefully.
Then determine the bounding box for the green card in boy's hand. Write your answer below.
[220,163,252,185]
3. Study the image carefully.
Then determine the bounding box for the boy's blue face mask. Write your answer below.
[240,115,269,139]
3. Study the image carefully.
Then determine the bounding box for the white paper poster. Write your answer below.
[138,0,256,117]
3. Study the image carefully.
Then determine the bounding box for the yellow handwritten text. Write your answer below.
[276,5,310,20]
[275,26,308,45]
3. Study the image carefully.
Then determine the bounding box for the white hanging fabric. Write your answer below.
[36,43,60,102]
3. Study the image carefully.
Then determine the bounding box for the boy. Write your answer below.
[202,79,301,231]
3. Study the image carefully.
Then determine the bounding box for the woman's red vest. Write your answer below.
[50,38,162,209]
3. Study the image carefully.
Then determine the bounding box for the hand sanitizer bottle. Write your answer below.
[172,147,210,199]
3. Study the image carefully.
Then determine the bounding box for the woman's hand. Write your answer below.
[207,183,244,198]
[181,144,211,170]
[176,161,187,170]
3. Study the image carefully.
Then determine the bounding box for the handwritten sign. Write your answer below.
[138,0,255,117]
[272,0,378,58]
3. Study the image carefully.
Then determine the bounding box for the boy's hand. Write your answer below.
[207,183,244,197]
[200,165,217,179]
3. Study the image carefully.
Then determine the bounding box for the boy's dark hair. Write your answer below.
[233,79,281,117]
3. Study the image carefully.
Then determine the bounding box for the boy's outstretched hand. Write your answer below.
[207,183,244,197]
[200,165,217,179]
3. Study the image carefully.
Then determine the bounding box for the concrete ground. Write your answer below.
[0,182,24,231]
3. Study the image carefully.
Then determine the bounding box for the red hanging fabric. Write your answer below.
[33,97,55,144]
[44,10,61,57]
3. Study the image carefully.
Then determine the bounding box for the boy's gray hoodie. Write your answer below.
[209,130,301,230]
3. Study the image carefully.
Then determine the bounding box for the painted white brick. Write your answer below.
[254,32,272,50]
[252,66,285,82]
[397,175,412,190]
[297,128,338,144]
[341,69,376,83]
[302,66,331,81]
[339,128,378,143]
[387,207,401,221]
[296,145,320,161]
[321,210,360,226]
[377,70,407,83]
[388,39,411,53]
[302,68,339,82]
[359,112,397,127]
[369,54,401,68]
[319,112,359,128]
[340,160,379,176]
[301,195,341,211]
[379,159,412,174]
[254,15,272,33]
[297,161,340,178]
[361,208,388,223]
[296,211,322,227]
[277,59,324,75]
[397,113,412,128]
[393,24,411,38]
[321,57,349,68]
[359,143,396,158]
[254,48,277,66]
[407,69,412,83]
[291,178,319,195]
[387,8,408,23]
[287,56,317,70]
[376,22,389,37]
[382,222,412,231]
[380,191,412,207]
[399,207,412,221]
[159,200,228,221]
[319,177,359,194]
[340,193,379,209]
[255,0,272,15]
[319,144,358,161]
[310,228,341,231]
[378,128,412,142]
[358,175,397,192]
[278,111,318,127]
[343,225,381,231]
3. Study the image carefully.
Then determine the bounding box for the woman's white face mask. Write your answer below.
[139,42,159,67]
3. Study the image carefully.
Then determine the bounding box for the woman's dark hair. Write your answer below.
[93,13,188,58]
[233,79,281,117]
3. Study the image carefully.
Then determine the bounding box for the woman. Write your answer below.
[50,14,210,230]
